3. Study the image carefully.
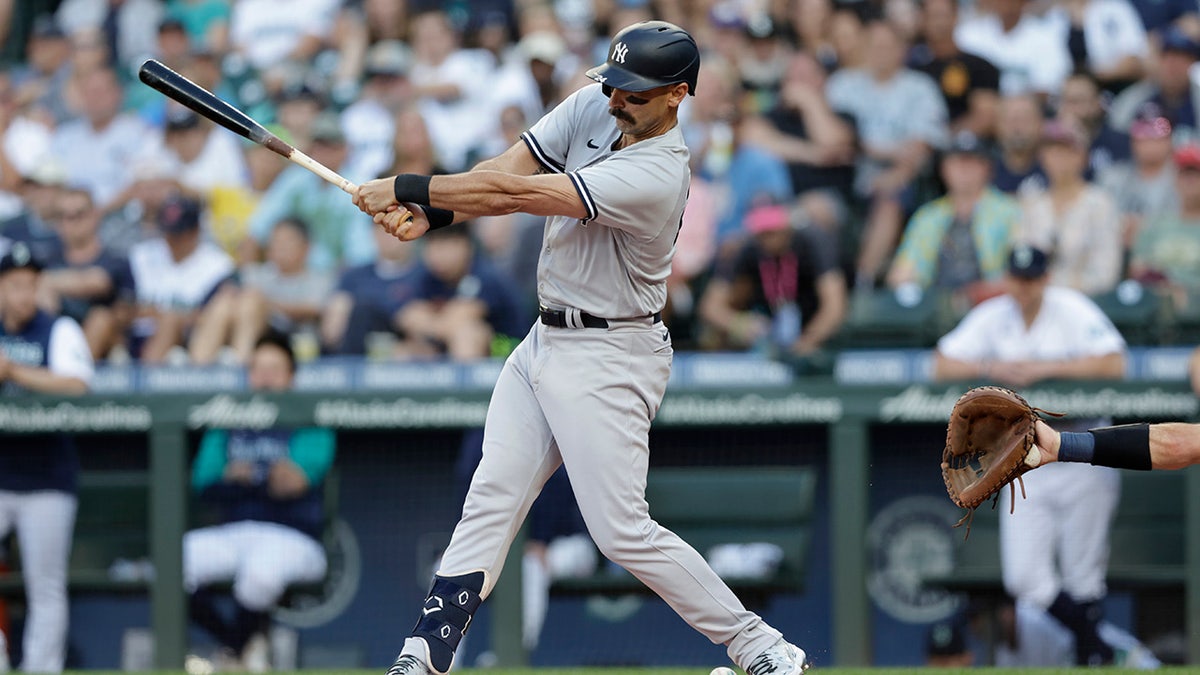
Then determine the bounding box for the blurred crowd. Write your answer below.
[3,0,1200,367]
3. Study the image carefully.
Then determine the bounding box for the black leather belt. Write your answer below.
[539,306,662,329]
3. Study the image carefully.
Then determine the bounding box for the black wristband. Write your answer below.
[393,174,431,205]
[1089,423,1152,470]
[424,207,455,231]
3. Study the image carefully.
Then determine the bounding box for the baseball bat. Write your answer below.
[137,59,357,194]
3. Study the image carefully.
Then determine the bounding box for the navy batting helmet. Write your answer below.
[586,21,700,96]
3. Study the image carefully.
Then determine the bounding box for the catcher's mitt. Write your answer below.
[941,386,1062,535]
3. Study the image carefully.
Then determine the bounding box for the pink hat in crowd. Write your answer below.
[744,204,791,234]
[1131,116,1172,140]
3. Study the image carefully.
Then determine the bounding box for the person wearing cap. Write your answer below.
[826,16,949,289]
[1016,118,1123,295]
[1098,111,1178,253]
[699,202,847,356]
[127,194,234,363]
[163,106,251,197]
[887,131,1020,304]
[356,19,812,675]
[0,240,94,674]
[1127,143,1200,294]
[933,244,1127,666]
[246,113,376,272]
[924,619,972,667]
[1109,25,1200,134]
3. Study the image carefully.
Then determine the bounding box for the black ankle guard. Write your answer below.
[411,572,484,673]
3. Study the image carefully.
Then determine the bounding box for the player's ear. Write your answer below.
[667,82,689,107]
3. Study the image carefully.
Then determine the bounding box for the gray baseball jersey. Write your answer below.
[521,83,688,318]
[422,82,788,672]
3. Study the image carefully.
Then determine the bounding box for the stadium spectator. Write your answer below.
[1097,112,1178,259]
[887,132,1020,305]
[1054,72,1131,179]
[1109,26,1200,136]
[54,0,163,71]
[1127,144,1200,298]
[50,66,162,212]
[0,157,66,265]
[163,0,232,55]
[784,0,839,72]
[1017,119,1123,294]
[698,203,847,357]
[191,217,332,365]
[741,51,854,238]
[162,107,251,199]
[991,92,1047,194]
[207,124,292,263]
[954,0,1072,96]
[910,0,1002,140]
[7,16,74,125]
[127,194,233,363]
[185,330,334,672]
[381,105,446,180]
[408,9,499,172]
[0,241,94,674]
[826,17,948,289]
[246,113,376,272]
[319,225,420,356]
[0,70,53,224]
[39,187,133,361]
[227,0,339,93]
[340,40,412,182]
[397,225,527,361]
[1046,0,1149,93]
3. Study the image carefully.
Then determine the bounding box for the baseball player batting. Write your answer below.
[353,21,810,675]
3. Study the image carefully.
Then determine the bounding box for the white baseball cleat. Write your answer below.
[746,638,811,675]
[385,654,431,675]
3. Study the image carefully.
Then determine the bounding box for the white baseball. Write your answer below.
[710,668,738,675]
[1025,444,1043,467]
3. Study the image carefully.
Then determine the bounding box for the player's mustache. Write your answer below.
[609,108,634,123]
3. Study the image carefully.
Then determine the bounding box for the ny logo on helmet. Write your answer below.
[612,42,629,64]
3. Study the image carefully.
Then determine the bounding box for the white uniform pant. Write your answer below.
[183,521,327,611]
[999,462,1120,608]
[0,490,76,674]
[437,322,782,668]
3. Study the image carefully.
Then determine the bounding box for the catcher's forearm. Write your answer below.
[1058,424,1151,470]
[1058,423,1198,471]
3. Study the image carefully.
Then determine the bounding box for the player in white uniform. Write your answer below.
[0,243,94,673]
[933,245,1128,666]
[353,21,810,675]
